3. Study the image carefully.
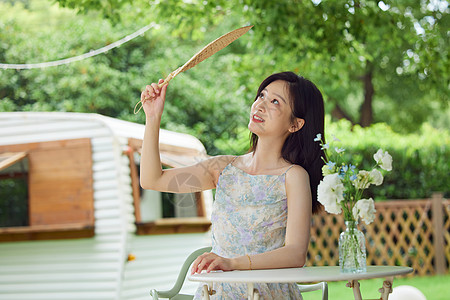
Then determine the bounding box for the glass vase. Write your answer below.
[339,221,367,273]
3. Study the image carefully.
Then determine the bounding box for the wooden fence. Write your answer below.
[306,193,449,276]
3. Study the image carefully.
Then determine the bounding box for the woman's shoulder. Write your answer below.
[284,165,311,204]
[205,155,237,182]
[209,155,236,167]
[285,164,310,182]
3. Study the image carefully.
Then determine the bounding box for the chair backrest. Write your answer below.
[150,246,212,300]
[298,282,328,300]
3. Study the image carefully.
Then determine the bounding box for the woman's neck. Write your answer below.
[247,137,288,173]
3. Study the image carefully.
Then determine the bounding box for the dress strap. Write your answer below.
[220,156,239,176]
[282,164,295,176]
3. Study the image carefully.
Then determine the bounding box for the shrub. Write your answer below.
[325,119,449,200]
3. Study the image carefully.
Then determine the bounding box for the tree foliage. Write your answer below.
[0,0,448,199]
[0,0,252,155]
[53,0,449,131]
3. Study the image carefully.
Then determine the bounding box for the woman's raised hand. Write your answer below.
[140,79,168,119]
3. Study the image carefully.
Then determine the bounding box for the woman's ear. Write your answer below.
[289,118,305,133]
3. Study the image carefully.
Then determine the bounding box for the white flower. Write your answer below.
[314,133,322,142]
[317,173,345,214]
[353,170,371,189]
[373,149,393,171]
[369,169,383,186]
[352,198,376,224]
[332,135,341,142]
[335,147,345,153]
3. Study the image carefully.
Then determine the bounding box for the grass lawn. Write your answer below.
[302,274,449,300]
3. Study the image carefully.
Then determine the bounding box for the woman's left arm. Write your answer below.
[191,165,312,273]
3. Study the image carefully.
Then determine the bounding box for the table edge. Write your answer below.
[188,266,414,284]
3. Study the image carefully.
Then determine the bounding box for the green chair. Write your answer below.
[150,246,328,300]
[150,247,212,300]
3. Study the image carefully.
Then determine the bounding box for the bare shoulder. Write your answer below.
[202,155,236,183]
[205,155,236,170]
[285,165,312,207]
[285,165,310,186]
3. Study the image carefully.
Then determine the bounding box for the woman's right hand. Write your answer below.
[140,79,168,119]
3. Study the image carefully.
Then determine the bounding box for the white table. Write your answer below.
[188,266,413,300]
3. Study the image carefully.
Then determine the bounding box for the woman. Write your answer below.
[140,72,325,299]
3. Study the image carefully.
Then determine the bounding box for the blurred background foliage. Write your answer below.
[0,0,448,198]
[326,118,449,199]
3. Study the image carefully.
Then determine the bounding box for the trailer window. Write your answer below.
[127,138,211,235]
[0,139,95,242]
[0,152,29,227]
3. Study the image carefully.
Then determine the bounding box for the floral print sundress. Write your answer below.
[193,159,303,300]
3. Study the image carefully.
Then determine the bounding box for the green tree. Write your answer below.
[0,0,252,155]
[1,0,448,199]
[242,0,448,128]
[54,0,449,132]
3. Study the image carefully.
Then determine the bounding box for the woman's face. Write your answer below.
[248,80,300,138]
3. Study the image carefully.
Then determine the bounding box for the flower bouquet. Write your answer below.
[314,134,393,273]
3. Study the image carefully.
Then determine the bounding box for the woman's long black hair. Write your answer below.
[249,72,325,214]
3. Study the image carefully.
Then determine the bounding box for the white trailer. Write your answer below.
[0,112,212,300]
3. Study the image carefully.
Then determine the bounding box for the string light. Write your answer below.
[0,23,157,70]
